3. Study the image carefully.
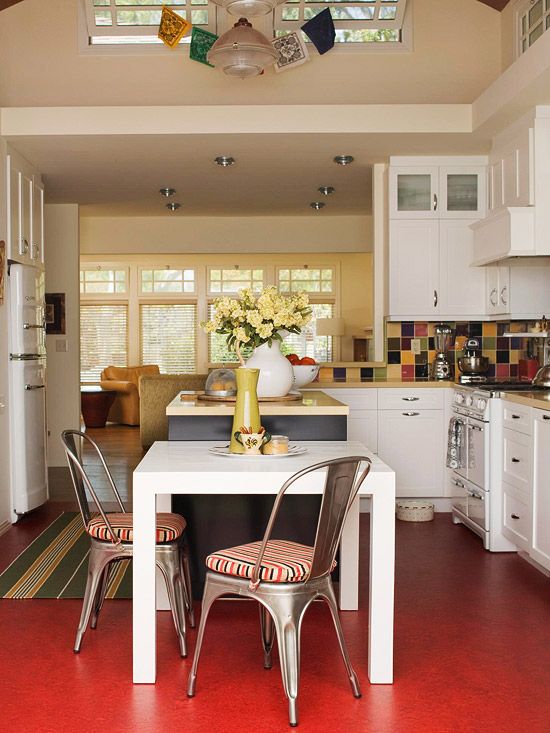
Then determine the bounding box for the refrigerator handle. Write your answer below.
[24,384,45,391]
[23,323,45,330]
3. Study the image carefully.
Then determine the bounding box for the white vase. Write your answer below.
[245,340,295,398]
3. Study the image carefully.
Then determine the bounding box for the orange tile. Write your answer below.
[482,322,497,337]
[318,367,334,382]
[386,322,401,338]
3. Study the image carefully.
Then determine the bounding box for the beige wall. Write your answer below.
[0,0,501,107]
[501,0,519,70]
[0,139,10,530]
[45,204,81,467]
[80,215,372,254]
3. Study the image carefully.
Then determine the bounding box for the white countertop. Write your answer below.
[166,389,349,416]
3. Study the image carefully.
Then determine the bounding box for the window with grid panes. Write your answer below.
[80,268,127,295]
[518,0,550,55]
[208,268,265,295]
[80,304,128,382]
[84,0,214,45]
[140,303,197,373]
[278,267,334,294]
[275,0,407,44]
[281,303,334,362]
[140,268,195,294]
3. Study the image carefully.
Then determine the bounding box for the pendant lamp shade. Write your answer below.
[207,18,278,78]
[209,0,286,17]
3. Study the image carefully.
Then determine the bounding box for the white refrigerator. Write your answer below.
[8,263,48,522]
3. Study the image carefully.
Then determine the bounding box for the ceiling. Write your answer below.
[8,131,491,218]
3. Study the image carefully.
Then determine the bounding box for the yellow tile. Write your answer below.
[346,367,360,381]
[318,367,333,382]
[401,351,415,365]
[482,322,497,337]
[509,350,519,364]
[454,336,467,353]
[386,364,402,380]
[386,322,401,338]
[428,322,436,337]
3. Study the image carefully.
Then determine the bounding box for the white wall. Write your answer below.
[44,204,81,467]
[0,0,502,107]
[80,215,372,255]
[0,138,10,532]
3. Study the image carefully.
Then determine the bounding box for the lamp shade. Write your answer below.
[207,18,278,78]
[209,0,286,17]
[316,318,345,337]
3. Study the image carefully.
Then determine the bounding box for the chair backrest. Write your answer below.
[61,430,126,542]
[101,364,160,385]
[250,456,371,588]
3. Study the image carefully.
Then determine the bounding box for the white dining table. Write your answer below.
[132,440,395,685]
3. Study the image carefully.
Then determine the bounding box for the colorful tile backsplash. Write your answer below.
[318,320,532,383]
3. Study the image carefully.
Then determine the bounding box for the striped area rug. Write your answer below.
[0,513,131,599]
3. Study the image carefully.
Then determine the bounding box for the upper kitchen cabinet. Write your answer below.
[389,157,487,220]
[7,149,45,269]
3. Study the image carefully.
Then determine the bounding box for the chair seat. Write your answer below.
[87,512,186,544]
[206,540,336,583]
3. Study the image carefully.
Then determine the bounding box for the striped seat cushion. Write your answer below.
[86,512,185,544]
[206,540,336,583]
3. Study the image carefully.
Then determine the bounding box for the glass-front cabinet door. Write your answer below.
[389,166,439,219]
[439,166,486,219]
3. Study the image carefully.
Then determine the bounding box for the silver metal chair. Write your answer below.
[61,429,194,656]
[187,456,371,727]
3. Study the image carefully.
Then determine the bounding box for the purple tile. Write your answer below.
[510,364,518,377]
[497,337,508,350]
[401,322,414,337]
[401,337,412,351]
[333,367,346,381]
[511,337,522,350]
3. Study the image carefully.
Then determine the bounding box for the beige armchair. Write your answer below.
[100,365,160,426]
[139,373,208,448]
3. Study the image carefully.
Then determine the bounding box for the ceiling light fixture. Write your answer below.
[209,0,286,16]
[166,202,181,211]
[214,156,236,167]
[318,186,335,196]
[159,187,176,197]
[208,18,278,78]
[333,155,354,166]
[310,202,325,210]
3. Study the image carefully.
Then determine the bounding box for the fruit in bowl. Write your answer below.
[291,360,320,389]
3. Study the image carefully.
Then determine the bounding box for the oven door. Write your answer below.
[465,485,488,532]
[466,418,486,490]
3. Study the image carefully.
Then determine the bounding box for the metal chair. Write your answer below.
[61,429,194,656]
[187,456,371,727]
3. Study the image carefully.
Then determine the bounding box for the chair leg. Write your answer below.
[320,580,361,698]
[90,563,111,630]
[180,545,195,628]
[157,549,187,658]
[259,604,275,669]
[74,549,112,653]
[187,577,223,697]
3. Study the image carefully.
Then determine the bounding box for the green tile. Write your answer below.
[483,337,496,349]
[374,367,387,381]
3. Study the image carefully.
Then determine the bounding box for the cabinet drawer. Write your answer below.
[502,482,530,550]
[502,401,532,435]
[378,388,445,410]
[502,428,531,493]
[322,389,377,410]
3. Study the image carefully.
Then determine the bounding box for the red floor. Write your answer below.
[1,504,549,733]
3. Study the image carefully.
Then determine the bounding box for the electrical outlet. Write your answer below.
[411,339,421,355]
[55,339,68,353]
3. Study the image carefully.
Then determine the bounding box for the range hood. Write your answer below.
[470,207,536,265]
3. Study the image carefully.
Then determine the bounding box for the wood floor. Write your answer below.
[2,426,550,731]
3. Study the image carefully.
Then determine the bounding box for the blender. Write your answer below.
[430,323,454,381]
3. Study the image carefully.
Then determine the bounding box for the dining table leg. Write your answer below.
[367,476,395,684]
[339,496,360,610]
[133,478,157,683]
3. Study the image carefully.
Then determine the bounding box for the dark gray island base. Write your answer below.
[168,391,348,597]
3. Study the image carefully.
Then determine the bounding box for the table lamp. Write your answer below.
[316,317,345,360]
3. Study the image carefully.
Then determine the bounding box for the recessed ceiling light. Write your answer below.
[159,187,176,197]
[166,202,181,211]
[333,155,354,166]
[310,202,325,210]
[215,156,235,167]
[318,186,335,196]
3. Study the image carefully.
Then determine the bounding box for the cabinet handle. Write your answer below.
[402,396,420,402]
[543,415,550,421]
[433,193,438,211]
[402,411,419,416]
[511,414,520,419]
[433,290,438,307]
[23,323,45,330]
[500,285,508,306]
[511,457,520,463]
[510,513,520,520]
[24,384,45,391]
[490,288,497,307]
[468,424,484,432]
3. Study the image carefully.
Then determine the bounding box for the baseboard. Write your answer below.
[0,519,12,537]
[359,497,453,513]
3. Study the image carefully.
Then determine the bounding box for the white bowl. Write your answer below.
[292,364,320,389]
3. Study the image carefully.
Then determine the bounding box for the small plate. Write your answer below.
[208,445,307,459]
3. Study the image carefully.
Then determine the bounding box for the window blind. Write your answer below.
[140,304,197,373]
[80,304,128,382]
[283,303,334,362]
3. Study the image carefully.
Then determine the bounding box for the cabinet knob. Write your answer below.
[510,513,520,520]
[511,457,520,463]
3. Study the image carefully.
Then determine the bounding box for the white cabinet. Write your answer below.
[489,120,534,213]
[6,150,44,269]
[500,402,532,552]
[531,409,550,571]
[485,266,510,316]
[389,219,486,319]
[390,158,486,220]
[322,389,378,454]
